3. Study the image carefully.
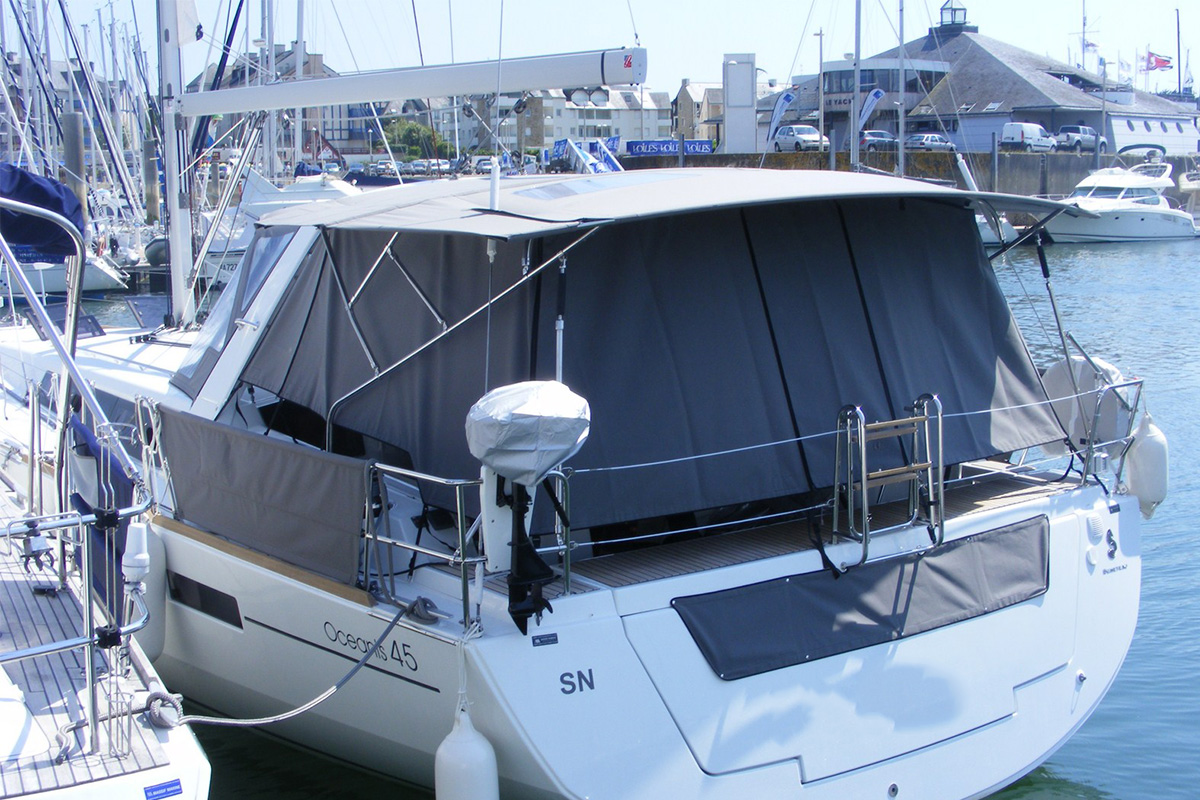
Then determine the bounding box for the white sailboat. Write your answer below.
[0,5,1170,798]
[0,157,1168,797]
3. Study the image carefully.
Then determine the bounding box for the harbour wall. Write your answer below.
[620,152,1196,205]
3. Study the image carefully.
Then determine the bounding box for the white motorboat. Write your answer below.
[0,164,1167,799]
[1045,155,1199,242]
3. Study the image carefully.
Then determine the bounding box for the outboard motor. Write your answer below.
[466,381,590,633]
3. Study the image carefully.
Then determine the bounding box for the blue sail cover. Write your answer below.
[0,163,85,257]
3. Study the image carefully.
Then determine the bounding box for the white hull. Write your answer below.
[147,486,1139,799]
[1045,206,1199,242]
[0,257,127,297]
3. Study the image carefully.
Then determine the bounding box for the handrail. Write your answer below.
[367,462,484,631]
[0,583,150,666]
[0,202,152,754]
[1083,378,1144,485]
[0,198,141,482]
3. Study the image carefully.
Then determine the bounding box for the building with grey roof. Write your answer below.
[776,0,1198,154]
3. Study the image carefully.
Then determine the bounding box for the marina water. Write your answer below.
[101,237,1198,799]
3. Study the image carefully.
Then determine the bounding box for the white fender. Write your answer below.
[127,522,167,661]
[1041,355,1131,458]
[434,704,499,800]
[1125,412,1169,519]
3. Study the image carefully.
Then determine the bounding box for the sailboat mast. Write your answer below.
[897,0,905,177]
[157,0,196,324]
[850,0,861,168]
[1080,1,1086,74]
[293,0,303,167]
[1177,8,1182,95]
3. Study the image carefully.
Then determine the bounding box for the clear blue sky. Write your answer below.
[42,0,1196,94]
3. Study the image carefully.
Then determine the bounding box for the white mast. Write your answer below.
[157,0,197,324]
[815,28,824,162]
[850,0,861,168]
[292,0,303,168]
[897,0,905,177]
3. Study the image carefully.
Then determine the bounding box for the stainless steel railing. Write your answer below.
[364,462,485,632]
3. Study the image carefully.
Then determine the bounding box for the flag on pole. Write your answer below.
[858,88,886,128]
[766,88,798,143]
[177,0,204,45]
[1145,52,1173,71]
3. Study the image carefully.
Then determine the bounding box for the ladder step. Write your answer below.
[852,462,932,490]
[862,416,927,432]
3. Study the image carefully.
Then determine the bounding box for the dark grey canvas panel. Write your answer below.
[236,195,1065,532]
[156,406,367,585]
[536,210,809,527]
[671,516,1049,680]
[840,199,1064,457]
[741,199,904,483]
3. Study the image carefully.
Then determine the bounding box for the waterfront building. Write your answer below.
[772,0,1198,154]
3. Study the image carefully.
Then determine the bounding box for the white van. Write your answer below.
[1000,122,1057,152]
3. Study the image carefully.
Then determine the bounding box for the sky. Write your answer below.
[26,0,1198,95]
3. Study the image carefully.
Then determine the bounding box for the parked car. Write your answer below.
[1000,122,1057,152]
[904,133,957,152]
[1055,125,1108,153]
[857,130,899,151]
[772,124,830,152]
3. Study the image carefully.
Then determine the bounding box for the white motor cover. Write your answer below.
[1041,355,1132,458]
[1124,411,1169,518]
[465,381,590,488]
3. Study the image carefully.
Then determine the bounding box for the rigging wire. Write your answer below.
[407,0,443,166]
[327,1,401,174]
[786,0,822,89]
[624,0,640,47]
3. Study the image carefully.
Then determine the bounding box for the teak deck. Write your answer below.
[0,491,170,798]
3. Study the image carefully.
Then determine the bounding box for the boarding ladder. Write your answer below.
[831,395,945,569]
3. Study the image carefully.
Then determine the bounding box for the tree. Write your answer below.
[383,119,451,159]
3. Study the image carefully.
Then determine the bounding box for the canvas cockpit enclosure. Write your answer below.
[224,170,1066,535]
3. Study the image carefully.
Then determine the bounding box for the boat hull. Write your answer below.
[148,486,1140,800]
[0,257,127,297]
[1045,206,1199,242]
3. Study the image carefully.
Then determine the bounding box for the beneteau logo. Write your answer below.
[1102,563,1127,576]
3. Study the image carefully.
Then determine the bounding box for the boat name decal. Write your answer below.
[560,669,595,695]
[322,621,419,671]
[1102,563,1128,576]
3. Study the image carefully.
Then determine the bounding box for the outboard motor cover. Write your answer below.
[466,381,589,634]
[465,381,590,488]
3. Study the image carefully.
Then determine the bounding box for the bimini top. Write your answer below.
[257,167,1079,240]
